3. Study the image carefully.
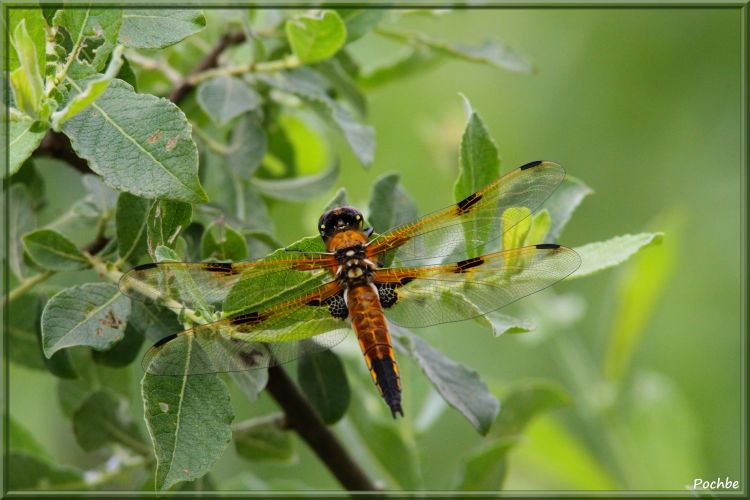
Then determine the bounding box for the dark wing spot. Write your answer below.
[230,311,266,326]
[134,262,158,271]
[153,333,178,348]
[205,262,236,274]
[535,243,560,249]
[399,276,415,286]
[519,160,543,170]
[456,192,483,213]
[455,256,484,272]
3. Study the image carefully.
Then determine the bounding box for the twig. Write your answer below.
[169,31,246,103]
[266,366,379,491]
[6,270,55,303]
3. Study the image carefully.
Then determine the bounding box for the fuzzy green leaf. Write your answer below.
[392,326,499,435]
[116,192,150,264]
[92,322,144,368]
[233,415,295,463]
[227,112,267,179]
[53,9,122,79]
[10,415,50,460]
[8,452,82,490]
[197,76,260,126]
[41,283,131,358]
[358,48,441,90]
[483,311,534,336]
[367,172,418,234]
[8,9,46,74]
[10,20,45,118]
[297,350,350,425]
[251,162,339,202]
[540,176,592,242]
[200,221,248,261]
[73,390,146,452]
[128,300,182,343]
[8,184,35,279]
[455,96,501,258]
[22,229,88,271]
[63,79,207,203]
[337,9,384,42]
[119,10,206,49]
[260,69,375,167]
[286,11,347,64]
[146,199,192,255]
[458,437,519,490]
[323,187,349,212]
[570,232,664,280]
[141,354,233,490]
[6,120,48,177]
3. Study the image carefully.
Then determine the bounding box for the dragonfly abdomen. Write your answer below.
[347,283,403,418]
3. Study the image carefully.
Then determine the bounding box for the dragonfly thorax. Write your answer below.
[334,244,376,285]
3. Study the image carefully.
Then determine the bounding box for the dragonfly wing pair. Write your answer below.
[119,161,581,376]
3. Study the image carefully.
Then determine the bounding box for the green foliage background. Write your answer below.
[3,7,743,493]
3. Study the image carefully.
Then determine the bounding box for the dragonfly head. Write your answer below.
[318,206,365,241]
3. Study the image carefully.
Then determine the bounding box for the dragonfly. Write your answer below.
[120,160,581,418]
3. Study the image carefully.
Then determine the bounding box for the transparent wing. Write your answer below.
[142,281,350,376]
[374,244,581,328]
[119,251,336,314]
[366,161,565,266]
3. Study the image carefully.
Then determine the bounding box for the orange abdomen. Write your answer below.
[347,284,403,417]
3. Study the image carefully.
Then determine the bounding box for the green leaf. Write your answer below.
[10,415,51,460]
[22,229,88,271]
[337,9,384,42]
[392,326,499,435]
[286,11,347,64]
[8,9,46,74]
[525,209,552,246]
[8,184,36,279]
[10,20,45,118]
[141,355,234,490]
[128,300,182,343]
[458,437,519,490]
[323,187,348,211]
[200,221,248,261]
[119,10,206,49]
[8,452,82,490]
[53,9,122,80]
[6,120,48,177]
[570,232,664,280]
[483,311,534,336]
[251,162,340,202]
[63,79,208,203]
[73,390,146,452]
[260,69,375,167]
[116,192,150,264]
[227,112,267,180]
[379,29,532,73]
[604,213,680,381]
[146,199,193,255]
[50,45,125,130]
[58,353,131,417]
[41,282,131,358]
[197,76,261,126]
[229,369,269,402]
[457,379,570,490]
[367,173,418,234]
[297,350,350,425]
[233,415,295,463]
[358,48,441,90]
[455,96,501,258]
[540,175,593,242]
[491,379,571,440]
[316,58,367,117]
[92,322,144,368]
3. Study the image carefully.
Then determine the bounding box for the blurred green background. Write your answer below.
[10,7,742,491]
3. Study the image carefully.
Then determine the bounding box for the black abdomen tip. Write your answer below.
[519,160,543,170]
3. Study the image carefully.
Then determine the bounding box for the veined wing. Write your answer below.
[142,280,349,376]
[119,251,337,314]
[373,244,580,328]
[366,161,565,266]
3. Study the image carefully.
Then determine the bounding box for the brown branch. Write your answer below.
[266,366,379,492]
[169,31,246,103]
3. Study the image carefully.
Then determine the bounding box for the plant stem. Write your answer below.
[186,55,301,86]
[6,270,55,303]
[266,366,379,491]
